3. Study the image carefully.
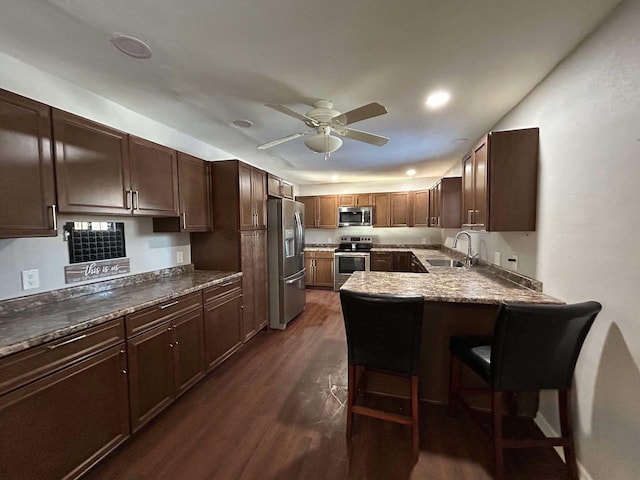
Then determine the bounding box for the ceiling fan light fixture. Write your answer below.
[304,134,343,153]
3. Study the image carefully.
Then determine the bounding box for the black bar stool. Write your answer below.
[339,289,424,458]
[448,301,602,479]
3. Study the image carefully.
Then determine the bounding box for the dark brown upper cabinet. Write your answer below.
[129,136,179,217]
[412,190,429,227]
[53,109,131,215]
[0,90,57,238]
[153,153,212,233]
[338,193,373,207]
[462,128,539,231]
[295,196,338,229]
[267,173,293,199]
[429,177,462,228]
[372,193,391,227]
[390,192,412,227]
[239,163,266,230]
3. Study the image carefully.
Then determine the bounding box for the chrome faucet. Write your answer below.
[453,231,473,267]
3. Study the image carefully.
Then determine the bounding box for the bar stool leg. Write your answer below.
[492,391,505,480]
[411,375,420,458]
[346,364,355,439]
[559,389,579,480]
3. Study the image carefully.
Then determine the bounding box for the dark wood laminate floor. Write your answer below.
[85,290,569,480]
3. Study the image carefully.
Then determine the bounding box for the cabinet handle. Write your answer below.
[126,190,132,209]
[120,349,126,354]
[47,333,87,349]
[159,300,179,310]
[133,190,140,210]
[467,210,473,224]
[169,343,174,348]
[121,369,128,375]
[181,212,187,230]
[49,204,57,231]
[174,341,179,346]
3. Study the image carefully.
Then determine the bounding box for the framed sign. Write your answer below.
[64,258,131,284]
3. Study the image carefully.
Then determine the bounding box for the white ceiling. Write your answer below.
[0,0,620,184]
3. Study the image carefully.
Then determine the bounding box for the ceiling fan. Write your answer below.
[258,100,389,160]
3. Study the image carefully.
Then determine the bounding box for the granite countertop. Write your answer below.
[0,270,241,359]
[341,269,561,305]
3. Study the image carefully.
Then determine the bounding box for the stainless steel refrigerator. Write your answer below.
[267,198,306,330]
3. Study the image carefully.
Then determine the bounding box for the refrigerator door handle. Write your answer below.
[284,269,306,285]
[294,210,304,254]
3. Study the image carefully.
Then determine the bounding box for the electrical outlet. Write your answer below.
[176,251,184,264]
[421,237,427,244]
[507,256,518,271]
[22,269,40,290]
[494,252,501,266]
[327,237,332,243]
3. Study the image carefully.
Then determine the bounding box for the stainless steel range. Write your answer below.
[333,236,373,291]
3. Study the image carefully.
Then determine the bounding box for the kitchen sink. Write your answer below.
[426,259,465,267]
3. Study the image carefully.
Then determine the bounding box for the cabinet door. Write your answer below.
[281,181,294,199]
[240,231,256,340]
[53,110,131,215]
[253,231,269,331]
[429,183,442,227]
[440,177,462,228]
[313,255,334,288]
[203,292,243,371]
[297,196,317,228]
[252,169,267,229]
[178,153,212,232]
[373,193,390,227]
[317,195,338,228]
[239,163,254,230]
[172,309,206,397]
[267,174,282,197]
[0,345,129,480]
[462,153,474,226]
[0,90,56,238]
[390,192,410,226]
[472,137,488,228]
[127,322,175,433]
[305,253,314,286]
[413,190,429,227]
[355,193,373,207]
[371,252,392,271]
[339,194,355,207]
[129,136,179,217]
[393,252,412,272]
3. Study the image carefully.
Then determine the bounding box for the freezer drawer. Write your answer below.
[271,270,306,330]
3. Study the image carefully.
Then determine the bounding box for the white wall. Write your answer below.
[0,53,233,300]
[445,1,640,478]
[298,177,440,196]
[0,215,190,301]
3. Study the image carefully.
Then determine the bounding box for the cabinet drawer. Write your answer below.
[313,252,334,259]
[203,278,242,304]
[125,292,202,338]
[0,318,125,396]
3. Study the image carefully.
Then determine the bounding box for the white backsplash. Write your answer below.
[305,226,441,246]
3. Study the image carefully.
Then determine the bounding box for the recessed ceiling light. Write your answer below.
[110,34,152,59]
[425,91,450,109]
[331,175,340,182]
[451,138,468,145]
[232,119,253,128]
[406,169,417,176]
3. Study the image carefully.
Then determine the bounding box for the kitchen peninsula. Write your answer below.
[340,252,561,409]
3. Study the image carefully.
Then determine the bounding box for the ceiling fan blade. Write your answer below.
[265,104,319,125]
[331,102,388,126]
[257,130,313,150]
[334,127,389,146]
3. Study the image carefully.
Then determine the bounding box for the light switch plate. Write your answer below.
[22,269,40,290]
[176,251,184,264]
[421,237,427,244]
[494,252,501,265]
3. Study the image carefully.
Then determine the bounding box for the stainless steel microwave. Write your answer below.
[338,206,372,227]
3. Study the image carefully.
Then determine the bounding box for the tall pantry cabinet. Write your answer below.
[190,160,268,342]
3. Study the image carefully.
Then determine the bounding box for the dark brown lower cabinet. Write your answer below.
[126,293,205,432]
[203,282,243,371]
[393,252,412,272]
[371,252,393,271]
[240,230,268,341]
[0,344,130,480]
